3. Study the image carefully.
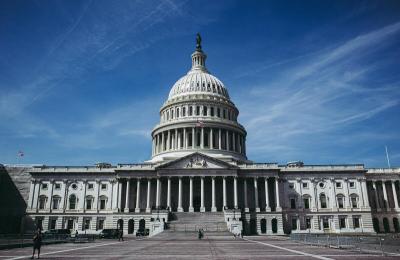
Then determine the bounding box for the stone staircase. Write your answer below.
[168,212,229,233]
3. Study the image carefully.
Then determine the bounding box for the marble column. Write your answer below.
[146,179,151,213]
[161,132,165,152]
[201,127,204,149]
[167,177,171,211]
[210,128,213,149]
[124,179,130,213]
[223,177,227,209]
[183,128,187,149]
[392,181,399,209]
[189,177,194,212]
[373,181,380,211]
[226,130,230,150]
[254,177,260,212]
[244,178,249,212]
[344,179,350,209]
[330,178,337,210]
[234,177,238,209]
[175,129,178,150]
[382,181,388,209]
[200,177,205,212]
[275,177,281,211]
[117,180,122,212]
[232,132,236,152]
[135,179,141,213]
[361,179,370,208]
[156,178,160,208]
[178,177,183,212]
[167,130,171,150]
[265,177,271,212]
[192,128,195,148]
[211,177,216,212]
[218,129,222,149]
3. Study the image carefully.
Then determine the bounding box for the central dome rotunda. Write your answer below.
[150,35,247,163]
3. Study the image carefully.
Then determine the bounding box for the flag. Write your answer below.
[196,120,204,127]
[18,151,24,157]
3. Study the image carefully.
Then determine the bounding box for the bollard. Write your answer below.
[380,238,384,256]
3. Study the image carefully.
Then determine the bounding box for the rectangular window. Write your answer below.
[50,218,57,230]
[289,183,294,189]
[349,182,355,188]
[189,106,193,116]
[305,218,311,229]
[100,199,106,210]
[42,183,48,190]
[55,183,61,190]
[353,217,360,228]
[67,219,74,230]
[203,106,207,116]
[86,199,92,210]
[217,108,220,117]
[336,182,342,188]
[339,217,346,229]
[84,219,90,230]
[303,198,310,209]
[302,182,308,189]
[290,198,296,209]
[323,218,329,229]
[97,219,104,230]
[223,109,226,119]
[88,183,94,190]
[291,218,298,230]
[196,106,200,116]
[182,107,186,116]
[338,197,344,208]
[210,107,214,116]
[101,184,107,190]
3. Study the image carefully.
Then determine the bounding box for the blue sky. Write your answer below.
[1,0,400,167]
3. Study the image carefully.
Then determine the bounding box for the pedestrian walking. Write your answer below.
[31,228,42,259]
[118,229,124,241]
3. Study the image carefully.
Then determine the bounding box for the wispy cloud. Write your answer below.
[235,21,400,164]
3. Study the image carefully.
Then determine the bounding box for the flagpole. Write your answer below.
[385,145,391,168]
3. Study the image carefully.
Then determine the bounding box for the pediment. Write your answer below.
[156,153,237,170]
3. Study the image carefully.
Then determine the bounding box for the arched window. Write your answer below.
[320,194,327,208]
[302,195,311,209]
[52,195,61,210]
[69,195,77,210]
[38,195,47,210]
[176,108,180,118]
[350,194,359,208]
[86,195,94,210]
[99,195,108,210]
[336,194,345,208]
[182,107,186,116]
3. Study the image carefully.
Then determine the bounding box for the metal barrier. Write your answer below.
[290,233,400,256]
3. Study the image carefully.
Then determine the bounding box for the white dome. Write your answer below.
[168,70,230,101]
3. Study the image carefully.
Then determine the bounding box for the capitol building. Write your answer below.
[23,36,400,236]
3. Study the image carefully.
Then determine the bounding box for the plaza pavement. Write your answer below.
[0,232,399,260]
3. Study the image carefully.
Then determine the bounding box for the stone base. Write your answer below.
[189,207,194,212]
[124,208,129,213]
[256,208,260,212]
[245,208,249,212]
[146,208,151,213]
[265,207,271,212]
[211,207,217,212]
[135,208,140,213]
[178,207,184,212]
[200,207,205,212]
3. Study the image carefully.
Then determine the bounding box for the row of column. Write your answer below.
[161,104,236,123]
[152,127,246,156]
[371,180,400,210]
[118,176,280,213]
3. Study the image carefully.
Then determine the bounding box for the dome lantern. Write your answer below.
[190,33,207,72]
